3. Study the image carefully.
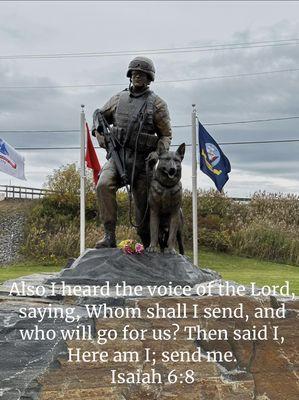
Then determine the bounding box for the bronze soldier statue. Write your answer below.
[92,56,172,248]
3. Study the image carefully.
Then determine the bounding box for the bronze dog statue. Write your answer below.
[147,142,185,254]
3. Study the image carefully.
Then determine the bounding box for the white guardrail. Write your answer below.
[0,185,251,202]
[0,185,55,200]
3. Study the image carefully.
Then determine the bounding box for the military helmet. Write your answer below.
[126,56,155,81]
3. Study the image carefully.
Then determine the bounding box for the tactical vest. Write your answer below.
[112,89,159,154]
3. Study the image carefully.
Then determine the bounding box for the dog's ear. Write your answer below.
[146,151,159,168]
[176,143,185,160]
[157,140,167,155]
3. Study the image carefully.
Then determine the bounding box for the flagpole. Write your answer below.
[80,105,86,255]
[191,104,198,266]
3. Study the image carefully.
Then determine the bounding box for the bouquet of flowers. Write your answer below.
[118,239,144,255]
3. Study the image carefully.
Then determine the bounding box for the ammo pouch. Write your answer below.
[111,127,126,148]
[111,126,159,154]
[126,131,159,153]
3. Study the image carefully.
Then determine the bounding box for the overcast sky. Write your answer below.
[0,1,299,197]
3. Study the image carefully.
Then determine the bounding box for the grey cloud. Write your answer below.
[0,2,299,195]
[0,5,54,45]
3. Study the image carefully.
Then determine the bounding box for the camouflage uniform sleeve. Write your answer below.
[91,94,120,136]
[153,95,172,150]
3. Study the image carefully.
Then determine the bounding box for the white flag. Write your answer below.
[0,138,26,180]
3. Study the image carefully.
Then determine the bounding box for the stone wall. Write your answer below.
[0,212,26,265]
[0,274,298,400]
[0,249,298,399]
[36,296,299,400]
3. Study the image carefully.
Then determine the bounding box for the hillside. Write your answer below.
[0,199,36,265]
[0,198,36,214]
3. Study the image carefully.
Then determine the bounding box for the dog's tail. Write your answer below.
[177,230,184,255]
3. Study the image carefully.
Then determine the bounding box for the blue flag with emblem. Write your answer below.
[198,121,231,192]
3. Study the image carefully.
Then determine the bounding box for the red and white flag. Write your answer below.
[85,123,101,185]
[0,137,26,180]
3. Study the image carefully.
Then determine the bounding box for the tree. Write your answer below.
[43,163,97,219]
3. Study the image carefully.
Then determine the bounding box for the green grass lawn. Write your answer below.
[0,260,62,284]
[1,251,298,295]
[195,249,299,295]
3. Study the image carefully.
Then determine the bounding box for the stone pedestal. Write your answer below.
[0,251,298,400]
[49,248,220,286]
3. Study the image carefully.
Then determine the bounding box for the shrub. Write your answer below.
[249,191,299,227]
[42,163,97,222]
[232,220,299,266]
[22,222,137,261]
[182,189,237,251]
[21,163,299,266]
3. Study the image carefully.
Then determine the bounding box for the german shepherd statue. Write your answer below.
[147,142,185,255]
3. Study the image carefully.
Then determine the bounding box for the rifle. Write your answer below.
[93,110,129,186]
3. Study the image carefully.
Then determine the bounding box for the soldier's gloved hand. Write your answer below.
[146,151,158,167]
[96,132,106,149]
[96,122,105,134]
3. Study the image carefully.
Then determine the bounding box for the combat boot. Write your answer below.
[95,222,117,248]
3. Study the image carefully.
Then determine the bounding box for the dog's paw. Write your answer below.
[146,245,160,253]
[164,247,177,255]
